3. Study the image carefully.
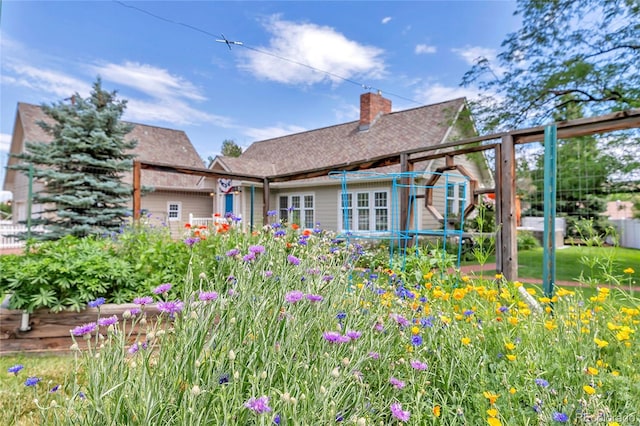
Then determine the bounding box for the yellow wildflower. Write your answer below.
[486,408,498,417]
[583,385,596,395]
[594,338,609,348]
[411,326,420,335]
[508,387,516,395]
[495,273,503,279]
[461,337,471,345]
[433,405,441,417]
[544,320,558,331]
[623,267,635,274]
[483,391,500,405]
[506,354,516,361]
[504,342,515,351]
[586,367,599,375]
[487,418,502,426]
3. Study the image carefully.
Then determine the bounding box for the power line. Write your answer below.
[113,0,423,106]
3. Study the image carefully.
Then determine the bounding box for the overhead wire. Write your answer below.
[113,0,424,106]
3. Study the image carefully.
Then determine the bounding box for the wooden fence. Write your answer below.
[0,303,161,355]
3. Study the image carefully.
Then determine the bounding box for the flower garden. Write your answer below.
[2,219,639,425]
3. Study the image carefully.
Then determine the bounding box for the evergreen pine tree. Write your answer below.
[12,78,137,240]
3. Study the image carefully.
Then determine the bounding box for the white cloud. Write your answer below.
[0,133,11,153]
[2,62,92,99]
[414,83,480,105]
[123,98,233,128]
[243,124,307,142]
[333,103,360,123]
[415,44,437,55]
[0,191,12,202]
[381,16,392,24]
[452,45,497,66]
[92,61,206,101]
[240,15,386,85]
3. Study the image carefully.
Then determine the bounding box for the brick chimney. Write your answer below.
[359,91,391,130]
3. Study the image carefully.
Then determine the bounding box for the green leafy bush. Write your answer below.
[0,224,194,312]
[517,230,540,251]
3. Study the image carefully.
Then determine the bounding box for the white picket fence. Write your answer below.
[0,223,42,249]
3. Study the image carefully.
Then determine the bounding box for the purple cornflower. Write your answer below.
[346,330,362,340]
[390,402,410,422]
[226,248,240,257]
[198,291,218,302]
[323,331,350,344]
[274,230,286,237]
[128,341,148,355]
[267,210,277,216]
[8,364,24,375]
[264,270,273,278]
[306,294,323,302]
[71,322,97,337]
[411,335,423,346]
[158,300,184,316]
[389,377,406,389]
[153,283,172,295]
[285,290,304,303]
[133,296,153,305]
[535,378,550,388]
[322,275,334,282]
[97,315,118,327]
[249,245,266,254]
[129,308,141,316]
[243,252,256,262]
[287,254,300,266]
[25,377,41,387]
[273,414,281,424]
[410,360,428,370]
[88,297,105,308]
[368,351,380,359]
[336,311,347,320]
[391,313,410,327]
[421,316,434,328]
[244,395,272,414]
[374,322,384,332]
[498,305,509,313]
[552,412,569,423]
[463,309,475,316]
[50,384,60,393]
[184,237,200,247]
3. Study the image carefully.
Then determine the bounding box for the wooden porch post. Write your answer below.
[399,153,413,247]
[498,135,517,281]
[262,178,270,225]
[133,160,141,222]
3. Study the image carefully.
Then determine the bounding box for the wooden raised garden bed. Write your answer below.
[0,303,161,355]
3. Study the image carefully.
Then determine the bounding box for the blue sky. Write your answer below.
[1,1,520,199]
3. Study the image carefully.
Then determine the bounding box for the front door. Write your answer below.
[225,193,234,215]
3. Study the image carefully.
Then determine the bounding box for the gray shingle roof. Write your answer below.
[224,97,465,176]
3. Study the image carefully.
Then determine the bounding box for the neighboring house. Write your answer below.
[208,92,494,235]
[2,102,214,235]
[605,200,634,220]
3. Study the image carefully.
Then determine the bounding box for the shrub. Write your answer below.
[517,230,540,251]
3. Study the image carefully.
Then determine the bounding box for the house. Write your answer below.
[208,92,494,235]
[2,102,215,235]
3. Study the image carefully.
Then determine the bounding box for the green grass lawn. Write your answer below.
[463,245,639,283]
[1,355,74,425]
[517,245,639,283]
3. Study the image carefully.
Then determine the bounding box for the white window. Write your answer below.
[167,202,181,221]
[340,190,389,232]
[446,182,467,218]
[278,194,315,228]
